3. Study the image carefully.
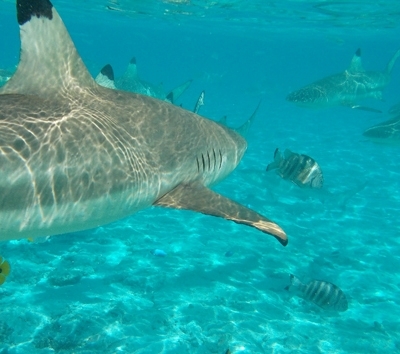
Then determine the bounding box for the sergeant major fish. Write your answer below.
[266,148,324,189]
[286,274,348,312]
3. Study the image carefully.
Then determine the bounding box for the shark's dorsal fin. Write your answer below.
[153,182,288,246]
[168,79,193,103]
[123,57,139,80]
[1,0,95,96]
[166,91,174,103]
[95,64,116,89]
[219,116,228,126]
[386,48,400,74]
[347,48,364,73]
[235,100,261,137]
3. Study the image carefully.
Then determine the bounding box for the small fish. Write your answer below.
[286,274,348,312]
[225,250,235,257]
[27,235,51,243]
[0,256,11,285]
[266,148,324,189]
[152,249,167,257]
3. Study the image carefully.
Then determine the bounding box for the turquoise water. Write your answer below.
[1,1,400,353]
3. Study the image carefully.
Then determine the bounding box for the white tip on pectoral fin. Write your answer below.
[153,182,288,246]
[1,0,95,97]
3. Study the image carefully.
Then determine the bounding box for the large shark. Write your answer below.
[286,48,400,112]
[0,0,287,246]
[95,57,192,104]
[363,115,400,146]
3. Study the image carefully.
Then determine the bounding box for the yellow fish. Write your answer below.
[0,257,10,285]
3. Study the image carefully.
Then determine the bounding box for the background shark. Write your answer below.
[286,48,400,112]
[95,57,192,104]
[0,0,287,246]
[363,114,400,146]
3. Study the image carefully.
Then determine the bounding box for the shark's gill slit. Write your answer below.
[201,154,206,171]
[212,148,217,170]
[0,0,288,248]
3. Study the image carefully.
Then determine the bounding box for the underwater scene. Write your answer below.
[1,0,400,353]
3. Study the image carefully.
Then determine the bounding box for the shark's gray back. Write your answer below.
[0,85,245,240]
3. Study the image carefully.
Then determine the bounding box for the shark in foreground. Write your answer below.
[0,0,287,246]
[95,57,192,104]
[286,48,400,112]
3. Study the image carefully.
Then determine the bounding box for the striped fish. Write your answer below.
[286,274,348,312]
[266,148,323,189]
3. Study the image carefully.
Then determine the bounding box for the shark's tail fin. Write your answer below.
[386,48,400,74]
[266,148,282,172]
[235,100,261,137]
[167,79,193,104]
[285,274,303,291]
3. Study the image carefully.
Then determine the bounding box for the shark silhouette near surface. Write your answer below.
[95,57,192,104]
[286,48,400,112]
[0,0,287,246]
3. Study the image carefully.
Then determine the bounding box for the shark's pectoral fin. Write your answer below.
[342,102,382,113]
[153,182,288,246]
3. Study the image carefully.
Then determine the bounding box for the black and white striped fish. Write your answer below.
[286,274,348,312]
[266,148,324,189]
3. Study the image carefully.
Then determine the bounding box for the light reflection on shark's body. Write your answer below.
[0,0,287,246]
[287,48,400,113]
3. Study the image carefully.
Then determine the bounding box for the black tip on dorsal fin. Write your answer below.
[100,64,114,81]
[17,0,53,25]
[130,57,137,65]
[166,91,174,104]
[355,48,361,57]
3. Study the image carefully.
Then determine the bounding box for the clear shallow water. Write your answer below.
[1,1,400,353]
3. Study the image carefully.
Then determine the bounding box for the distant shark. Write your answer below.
[0,0,287,246]
[363,115,400,146]
[388,101,400,116]
[95,57,192,104]
[286,48,400,112]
